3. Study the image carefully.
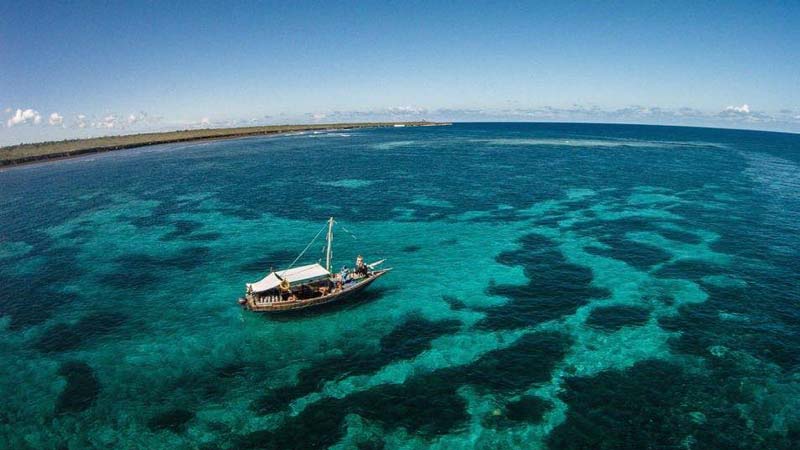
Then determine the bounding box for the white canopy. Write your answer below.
[247,263,330,293]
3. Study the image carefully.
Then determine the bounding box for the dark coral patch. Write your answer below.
[115,246,210,272]
[74,311,128,337]
[478,234,609,330]
[245,369,470,449]
[479,283,596,330]
[99,271,161,289]
[247,331,566,447]
[656,227,703,245]
[252,314,461,415]
[55,361,100,414]
[0,275,56,330]
[347,370,469,436]
[169,369,230,401]
[238,398,347,449]
[184,232,222,242]
[34,311,129,353]
[586,237,671,271]
[218,206,262,221]
[402,245,422,253]
[547,359,790,449]
[457,331,571,394]
[35,323,83,353]
[658,307,720,359]
[63,228,94,240]
[442,295,467,311]
[506,395,552,423]
[0,248,84,330]
[357,439,385,450]
[569,216,660,236]
[586,305,651,331]
[532,215,564,227]
[126,194,217,231]
[216,362,248,379]
[160,220,204,241]
[250,351,371,415]
[165,246,212,270]
[206,421,232,434]
[378,314,461,361]
[660,281,800,371]
[654,259,726,282]
[484,395,553,429]
[147,408,195,432]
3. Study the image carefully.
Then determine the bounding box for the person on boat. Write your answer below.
[333,274,342,291]
[340,265,350,284]
[355,255,369,277]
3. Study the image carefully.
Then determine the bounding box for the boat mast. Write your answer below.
[325,217,334,273]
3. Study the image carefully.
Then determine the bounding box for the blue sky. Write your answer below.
[1,0,798,145]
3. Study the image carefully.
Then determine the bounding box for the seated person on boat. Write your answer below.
[245,255,375,305]
[246,263,333,304]
[239,218,389,311]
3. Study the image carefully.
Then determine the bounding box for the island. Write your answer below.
[0,121,450,167]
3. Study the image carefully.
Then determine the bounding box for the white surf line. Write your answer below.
[477,138,726,149]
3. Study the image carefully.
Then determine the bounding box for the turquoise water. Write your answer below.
[1,123,799,449]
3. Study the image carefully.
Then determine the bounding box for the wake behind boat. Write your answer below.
[238,217,390,312]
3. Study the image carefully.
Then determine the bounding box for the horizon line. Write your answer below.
[3,119,798,150]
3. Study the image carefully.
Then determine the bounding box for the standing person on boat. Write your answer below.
[355,255,369,277]
[239,217,391,312]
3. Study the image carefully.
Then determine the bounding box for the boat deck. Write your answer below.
[243,269,390,312]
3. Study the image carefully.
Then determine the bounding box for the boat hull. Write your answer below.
[241,269,390,312]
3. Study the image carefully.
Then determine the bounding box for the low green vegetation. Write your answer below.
[0,122,448,166]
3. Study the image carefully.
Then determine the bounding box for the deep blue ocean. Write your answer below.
[1,123,799,449]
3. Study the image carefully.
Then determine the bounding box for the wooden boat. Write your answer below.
[238,217,391,312]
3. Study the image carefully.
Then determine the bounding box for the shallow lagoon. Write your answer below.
[1,123,799,448]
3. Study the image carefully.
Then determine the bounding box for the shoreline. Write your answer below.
[0,121,450,168]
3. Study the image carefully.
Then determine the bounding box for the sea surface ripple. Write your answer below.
[1,123,799,449]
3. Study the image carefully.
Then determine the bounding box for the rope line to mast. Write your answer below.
[287,222,328,270]
[340,224,358,240]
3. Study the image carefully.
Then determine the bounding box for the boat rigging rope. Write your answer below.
[286,222,329,271]
[339,224,358,240]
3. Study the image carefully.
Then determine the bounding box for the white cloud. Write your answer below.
[387,106,428,115]
[48,112,64,126]
[725,104,750,114]
[310,112,327,120]
[125,112,153,125]
[60,111,162,130]
[7,108,42,127]
[97,114,117,128]
[200,117,210,126]
[305,104,798,132]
